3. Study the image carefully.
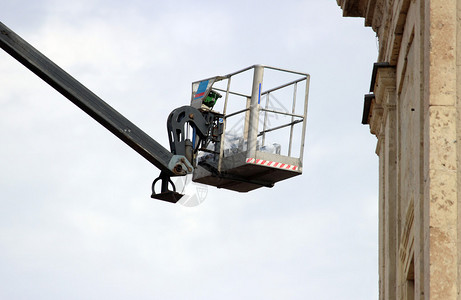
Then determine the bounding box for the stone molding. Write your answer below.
[399,199,414,282]
[365,64,396,155]
[337,0,411,64]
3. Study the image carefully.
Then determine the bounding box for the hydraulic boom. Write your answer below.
[0,21,214,203]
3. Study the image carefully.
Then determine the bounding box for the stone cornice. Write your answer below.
[338,0,411,64]
[336,0,369,17]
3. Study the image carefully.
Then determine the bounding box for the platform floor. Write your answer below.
[192,151,302,192]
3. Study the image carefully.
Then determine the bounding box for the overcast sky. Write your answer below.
[0,1,379,299]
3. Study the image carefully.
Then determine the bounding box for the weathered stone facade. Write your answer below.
[338,0,460,299]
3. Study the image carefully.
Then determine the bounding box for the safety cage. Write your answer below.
[189,65,310,192]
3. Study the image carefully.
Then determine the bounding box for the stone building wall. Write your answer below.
[338,0,460,299]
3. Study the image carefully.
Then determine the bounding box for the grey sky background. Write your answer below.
[0,1,379,299]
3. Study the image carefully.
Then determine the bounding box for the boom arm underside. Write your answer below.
[0,22,176,176]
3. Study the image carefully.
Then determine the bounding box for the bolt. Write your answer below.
[189,113,194,119]
[174,164,183,173]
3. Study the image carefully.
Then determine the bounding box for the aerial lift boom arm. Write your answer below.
[0,22,209,202]
[0,22,176,174]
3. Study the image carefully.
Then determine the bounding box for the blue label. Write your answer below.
[258,83,261,104]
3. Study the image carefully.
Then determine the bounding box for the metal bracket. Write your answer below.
[150,155,194,203]
[151,172,183,203]
[168,155,194,175]
[167,105,223,166]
